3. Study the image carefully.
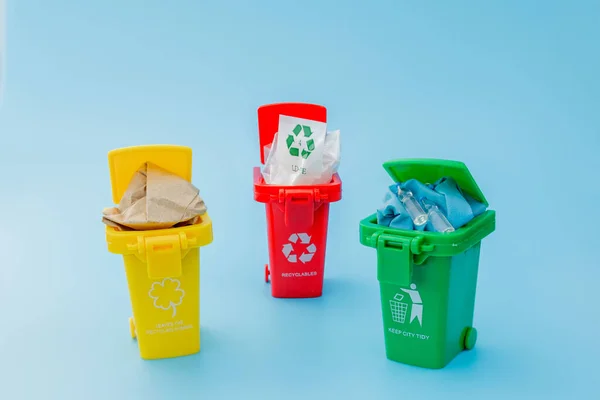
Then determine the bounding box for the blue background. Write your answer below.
[1,1,599,399]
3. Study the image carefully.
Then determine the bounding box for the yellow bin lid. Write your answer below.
[108,144,193,204]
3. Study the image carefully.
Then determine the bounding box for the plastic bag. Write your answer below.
[262,115,341,185]
[376,178,487,232]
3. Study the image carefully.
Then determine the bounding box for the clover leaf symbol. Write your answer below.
[148,278,185,317]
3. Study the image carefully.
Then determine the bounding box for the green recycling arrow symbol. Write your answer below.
[286,124,315,159]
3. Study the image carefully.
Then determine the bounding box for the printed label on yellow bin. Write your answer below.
[145,278,194,335]
[149,278,185,318]
[124,248,201,359]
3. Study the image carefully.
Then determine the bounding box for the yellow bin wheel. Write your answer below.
[129,317,137,339]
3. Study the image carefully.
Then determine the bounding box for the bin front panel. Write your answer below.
[266,201,330,298]
[123,248,200,359]
[379,256,452,369]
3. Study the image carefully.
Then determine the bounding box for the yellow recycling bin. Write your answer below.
[105,145,213,360]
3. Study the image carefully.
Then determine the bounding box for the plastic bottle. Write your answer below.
[397,186,428,226]
[422,199,455,233]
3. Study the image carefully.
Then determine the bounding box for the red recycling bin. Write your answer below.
[253,103,342,298]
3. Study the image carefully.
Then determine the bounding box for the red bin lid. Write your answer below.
[257,102,327,164]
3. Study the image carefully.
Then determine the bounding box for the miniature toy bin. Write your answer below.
[105,145,213,360]
[359,159,495,369]
[253,103,342,298]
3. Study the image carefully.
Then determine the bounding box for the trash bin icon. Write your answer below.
[105,145,213,359]
[389,293,409,324]
[253,103,342,298]
[359,159,495,369]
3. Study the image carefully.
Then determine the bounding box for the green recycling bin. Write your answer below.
[359,159,496,369]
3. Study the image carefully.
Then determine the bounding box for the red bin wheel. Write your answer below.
[265,264,270,283]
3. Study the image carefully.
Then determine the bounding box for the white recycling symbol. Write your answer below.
[282,233,317,263]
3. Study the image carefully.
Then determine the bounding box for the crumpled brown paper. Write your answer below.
[102,162,207,231]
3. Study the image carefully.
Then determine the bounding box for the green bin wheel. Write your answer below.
[464,327,477,350]
[129,317,137,339]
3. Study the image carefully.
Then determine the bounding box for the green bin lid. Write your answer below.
[383,158,488,207]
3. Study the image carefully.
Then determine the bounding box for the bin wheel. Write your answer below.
[129,317,137,339]
[464,327,477,350]
[265,264,270,283]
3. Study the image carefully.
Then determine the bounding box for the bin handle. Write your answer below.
[276,188,326,203]
[125,232,196,254]
[283,189,315,229]
[372,233,435,267]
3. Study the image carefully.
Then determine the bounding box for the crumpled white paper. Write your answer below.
[262,115,340,185]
